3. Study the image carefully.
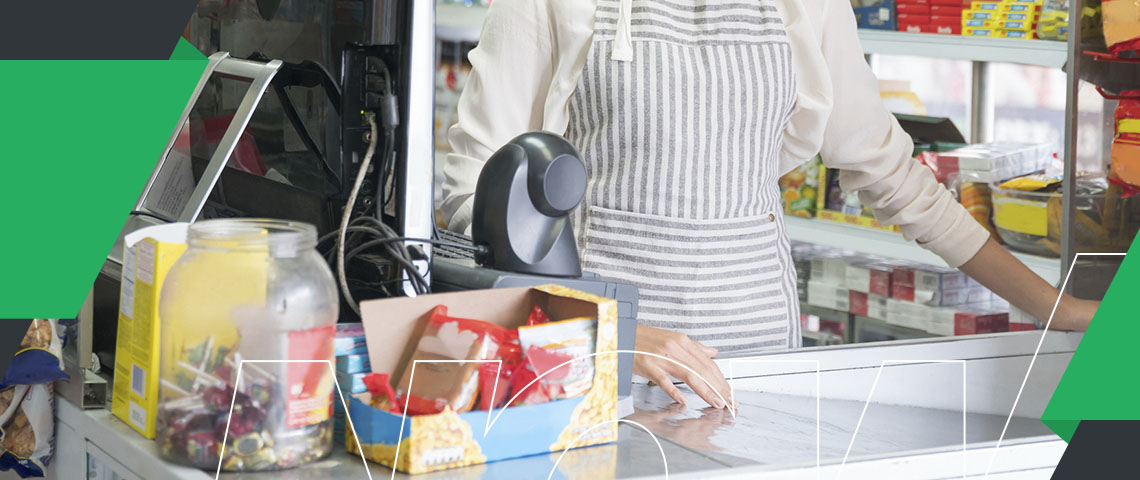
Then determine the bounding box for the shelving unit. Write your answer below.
[431,2,1074,291]
[857,30,1068,68]
[435,3,484,43]
[784,216,1062,284]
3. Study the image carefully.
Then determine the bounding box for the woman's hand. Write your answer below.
[1051,295,1100,331]
[633,325,734,409]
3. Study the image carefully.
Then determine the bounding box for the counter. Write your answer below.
[60,331,1079,480]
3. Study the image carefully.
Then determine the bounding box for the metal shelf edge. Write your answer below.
[784,215,1061,285]
[857,30,1068,68]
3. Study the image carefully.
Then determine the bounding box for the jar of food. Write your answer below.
[155,219,339,471]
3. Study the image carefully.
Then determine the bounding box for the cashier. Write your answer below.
[440,0,1099,409]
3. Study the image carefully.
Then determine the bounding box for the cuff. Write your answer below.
[917,206,991,268]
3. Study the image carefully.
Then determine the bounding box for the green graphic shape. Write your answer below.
[0,38,206,318]
[1042,250,1140,442]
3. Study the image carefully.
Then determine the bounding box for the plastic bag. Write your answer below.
[0,383,54,478]
[395,306,507,415]
[517,317,596,400]
[1,320,66,388]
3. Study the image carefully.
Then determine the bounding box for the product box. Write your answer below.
[811,254,850,287]
[972,1,1002,10]
[998,11,1038,21]
[846,261,894,297]
[336,323,367,356]
[931,4,966,14]
[336,370,368,394]
[898,3,932,14]
[931,0,970,5]
[965,18,1036,30]
[336,353,371,374]
[932,15,963,26]
[886,298,931,331]
[898,13,932,24]
[112,223,190,439]
[852,0,898,30]
[963,9,998,20]
[808,281,851,312]
[934,142,1052,183]
[999,2,1041,12]
[780,156,822,218]
[963,26,1038,38]
[953,306,1010,335]
[348,285,618,474]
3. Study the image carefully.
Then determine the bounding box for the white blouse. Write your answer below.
[440,0,990,268]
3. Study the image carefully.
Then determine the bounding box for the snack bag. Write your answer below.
[1102,0,1140,57]
[1111,93,1140,188]
[517,317,597,400]
[0,383,54,478]
[779,157,822,218]
[1,320,66,388]
[395,306,507,415]
[526,306,550,326]
[362,373,402,414]
[507,363,554,407]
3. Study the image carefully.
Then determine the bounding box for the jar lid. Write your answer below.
[188,218,317,257]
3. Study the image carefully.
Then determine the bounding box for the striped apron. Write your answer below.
[566,0,801,352]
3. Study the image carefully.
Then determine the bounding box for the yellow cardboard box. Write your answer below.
[111,223,189,438]
[347,285,619,474]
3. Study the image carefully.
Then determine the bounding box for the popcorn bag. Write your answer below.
[0,383,54,478]
[347,285,618,474]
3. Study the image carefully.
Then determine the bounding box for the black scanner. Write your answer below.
[471,131,587,278]
[434,131,639,403]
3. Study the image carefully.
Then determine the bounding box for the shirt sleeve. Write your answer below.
[815,0,989,268]
[441,0,554,234]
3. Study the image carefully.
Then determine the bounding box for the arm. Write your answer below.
[441,0,554,233]
[815,0,1097,329]
[960,238,1098,330]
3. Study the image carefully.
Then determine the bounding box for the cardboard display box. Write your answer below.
[347,285,618,474]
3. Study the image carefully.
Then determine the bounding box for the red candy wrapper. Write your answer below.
[478,363,511,411]
[362,373,402,414]
[526,306,550,326]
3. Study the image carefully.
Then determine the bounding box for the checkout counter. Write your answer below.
[55,330,1078,479]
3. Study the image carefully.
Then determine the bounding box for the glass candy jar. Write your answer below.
[155,219,339,471]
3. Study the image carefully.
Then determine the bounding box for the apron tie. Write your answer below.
[611,0,634,61]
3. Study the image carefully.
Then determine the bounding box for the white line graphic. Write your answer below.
[546,419,669,480]
[392,350,737,478]
[214,359,373,480]
[983,252,1126,478]
[727,359,821,480]
[837,360,967,480]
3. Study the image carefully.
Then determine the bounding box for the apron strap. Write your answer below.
[611,0,634,62]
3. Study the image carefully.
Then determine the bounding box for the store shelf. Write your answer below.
[436,3,485,43]
[784,215,1062,285]
[857,30,1068,68]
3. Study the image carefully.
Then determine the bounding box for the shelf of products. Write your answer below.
[784,215,1062,285]
[435,3,485,43]
[857,30,1069,68]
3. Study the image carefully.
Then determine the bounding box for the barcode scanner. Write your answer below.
[471,131,587,278]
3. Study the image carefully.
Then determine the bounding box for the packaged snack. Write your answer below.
[0,383,54,478]
[1110,93,1140,188]
[1103,0,1140,57]
[361,373,401,414]
[1,320,66,388]
[779,156,821,218]
[1000,173,1064,191]
[477,363,511,411]
[395,306,507,415]
[517,317,597,400]
[959,181,1003,240]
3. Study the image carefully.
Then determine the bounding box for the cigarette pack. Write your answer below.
[335,323,367,356]
[898,4,932,14]
[336,353,371,374]
[954,306,1010,335]
[808,281,851,312]
[847,262,894,296]
[811,254,850,286]
[849,291,869,316]
[887,299,931,331]
[336,370,368,394]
